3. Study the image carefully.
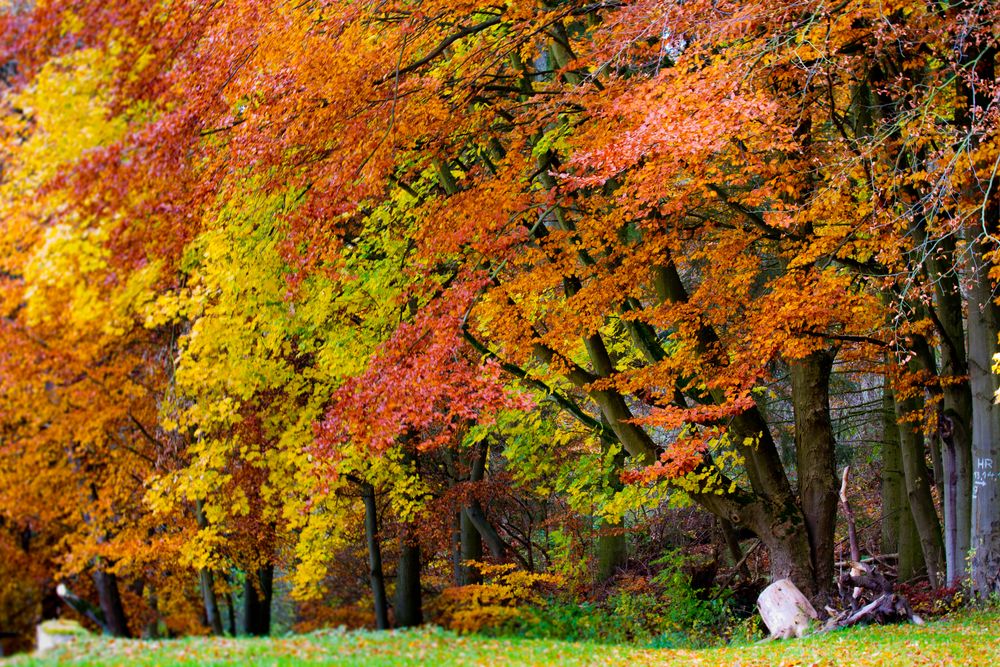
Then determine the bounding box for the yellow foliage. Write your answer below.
[431,562,561,633]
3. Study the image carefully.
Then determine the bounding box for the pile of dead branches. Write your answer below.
[822,467,922,630]
[757,467,924,640]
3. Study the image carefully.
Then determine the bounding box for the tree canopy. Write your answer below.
[1,0,998,644]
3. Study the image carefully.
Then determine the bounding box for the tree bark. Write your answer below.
[893,386,945,587]
[956,19,1000,602]
[458,442,487,585]
[92,568,130,637]
[925,235,974,585]
[881,384,922,581]
[360,482,389,630]
[910,333,945,504]
[198,570,222,636]
[242,566,273,636]
[394,528,423,627]
[451,510,462,584]
[967,237,1000,598]
[882,385,902,556]
[597,438,628,581]
[221,572,237,636]
[790,349,840,603]
[720,518,750,578]
[897,496,923,583]
[195,500,223,635]
[459,511,483,584]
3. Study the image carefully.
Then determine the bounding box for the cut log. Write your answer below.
[36,619,88,653]
[757,578,819,639]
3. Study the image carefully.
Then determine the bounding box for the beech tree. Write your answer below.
[1,0,998,636]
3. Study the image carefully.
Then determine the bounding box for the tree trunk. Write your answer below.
[143,583,162,639]
[92,568,130,637]
[394,528,423,628]
[360,482,389,630]
[720,518,749,578]
[941,431,960,584]
[597,434,627,581]
[195,500,223,635]
[459,510,484,585]
[40,586,61,622]
[957,20,1000,602]
[882,385,922,581]
[465,502,507,559]
[893,387,945,587]
[224,588,236,636]
[220,571,237,636]
[458,443,487,585]
[882,385,902,556]
[910,333,945,504]
[198,570,223,636]
[790,350,839,604]
[597,525,627,582]
[451,510,462,584]
[242,566,273,636]
[759,523,819,598]
[967,236,1000,598]
[897,496,923,583]
[926,235,974,585]
[693,482,817,600]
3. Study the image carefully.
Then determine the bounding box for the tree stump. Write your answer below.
[757,578,818,638]
[36,619,88,653]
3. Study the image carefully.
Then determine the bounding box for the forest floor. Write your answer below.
[4,611,998,666]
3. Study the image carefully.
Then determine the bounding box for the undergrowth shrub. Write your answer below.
[430,563,561,633]
[651,550,730,632]
[483,549,740,648]
[897,582,965,618]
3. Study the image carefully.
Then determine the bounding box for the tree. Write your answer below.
[3,1,999,630]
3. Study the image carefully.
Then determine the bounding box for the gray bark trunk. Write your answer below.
[720,518,749,578]
[893,386,945,587]
[195,500,223,635]
[957,20,999,602]
[465,502,506,560]
[224,589,236,636]
[198,570,223,636]
[967,238,1000,598]
[790,350,839,602]
[926,236,974,585]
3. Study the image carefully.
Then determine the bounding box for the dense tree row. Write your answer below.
[0,0,998,644]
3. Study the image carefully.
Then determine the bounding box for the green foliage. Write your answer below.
[649,550,731,636]
[543,530,590,591]
[481,550,735,649]
[505,598,644,644]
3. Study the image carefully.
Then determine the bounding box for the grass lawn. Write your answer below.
[5,612,998,666]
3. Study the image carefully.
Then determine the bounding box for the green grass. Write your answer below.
[6,612,998,666]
